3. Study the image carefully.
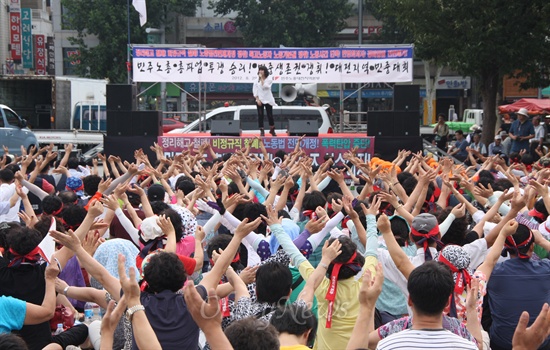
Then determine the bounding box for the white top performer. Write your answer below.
[253,65,277,136]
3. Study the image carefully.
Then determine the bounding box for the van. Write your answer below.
[0,104,39,154]
[167,105,335,135]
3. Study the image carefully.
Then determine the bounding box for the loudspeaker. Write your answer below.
[211,120,241,136]
[107,111,162,136]
[394,111,420,137]
[367,111,393,136]
[374,136,423,161]
[367,111,419,137]
[104,135,157,163]
[107,84,137,111]
[393,85,420,111]
[288,120,318,137]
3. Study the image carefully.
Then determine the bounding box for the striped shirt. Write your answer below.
[377,329,478,350]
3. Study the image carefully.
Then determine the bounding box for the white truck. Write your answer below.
[0,75,107,152]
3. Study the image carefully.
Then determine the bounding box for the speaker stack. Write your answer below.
[368,85,422,160]
[211,120,241,137]
[105,84,159,162]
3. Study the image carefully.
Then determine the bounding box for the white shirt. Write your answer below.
[252,76,276,106]
[377,246,438,315]
[377,329,477,350]
[0,183,23,222]
[531,124,546,143]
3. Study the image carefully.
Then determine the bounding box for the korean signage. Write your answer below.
[133,46,414,84]
[21,8,32,68]
[34,34,46,75]
[203,21,237,34]
[436,76,471,90]
[47,37,55,75]
[9,0,22,62]
[158,135,375,166]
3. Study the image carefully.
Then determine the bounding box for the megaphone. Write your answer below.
[296,83,317,97]
[279,83,318,102]
[280,85,297,102]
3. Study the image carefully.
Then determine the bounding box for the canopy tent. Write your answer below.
[542,86,550,97]
[498,98,550,115]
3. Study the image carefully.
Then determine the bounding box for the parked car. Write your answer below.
[0,104,39,154]
[162,118,188,133]
[166,105,334,135]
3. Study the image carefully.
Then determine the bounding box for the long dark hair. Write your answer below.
[258,65,269,79]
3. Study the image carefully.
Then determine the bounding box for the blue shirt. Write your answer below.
[0,295,26,333]
[454,138,469,158]
[509,119,535,152]
[488,258,550,349]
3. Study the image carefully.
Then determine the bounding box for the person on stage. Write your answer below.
[253,65,277,136]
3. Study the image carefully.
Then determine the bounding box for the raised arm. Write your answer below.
[378,213,414,279]
[50,229,122,301]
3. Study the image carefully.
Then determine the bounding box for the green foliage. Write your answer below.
[61,0,199,83]
[367,0,550,143]
[210,0,354,47]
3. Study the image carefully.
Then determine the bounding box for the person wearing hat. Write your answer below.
[488,134,504,157]
[509,108,535,153]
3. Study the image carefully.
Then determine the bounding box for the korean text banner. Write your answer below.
[158,135,375,166]
[133,47,413,84]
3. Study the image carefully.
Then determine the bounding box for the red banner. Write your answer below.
[34,34,46,75]
[158,135,375,166]
[9,11,22,62]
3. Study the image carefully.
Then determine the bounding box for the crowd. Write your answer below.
[435,108,549,166]
[0,135,549,350]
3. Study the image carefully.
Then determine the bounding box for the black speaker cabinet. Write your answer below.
[367,111,393,136]
[107,111,162,136]
[368,111,419,137]
[288,120,318,137]
[374,136,423,161]
[107,84,137,111]
[104,135,158,163]
[211,120,241,136]
[393,85,420,111]
[394,111,420,137]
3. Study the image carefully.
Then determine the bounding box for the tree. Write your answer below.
[61,0,199,83]
[367,0,550,145]
[209,0,354,47]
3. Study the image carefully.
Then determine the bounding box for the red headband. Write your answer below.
[8,246,46,267]
[50,205,64,217]
[302,210,317,220]
[325,252,357,328]
[438,253,471,295]
[503,231,533,259]
[209,253,241,267]
[411,225,442,260]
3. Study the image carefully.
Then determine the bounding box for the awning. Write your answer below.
[140,82,181,97]
[498,98,550,115]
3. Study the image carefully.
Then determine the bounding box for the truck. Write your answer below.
[0,75,107,152]
[420,108,484,135]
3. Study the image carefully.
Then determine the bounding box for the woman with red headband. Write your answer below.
[265,203,379,350]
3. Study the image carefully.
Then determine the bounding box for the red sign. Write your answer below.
[158,135,374,167]
[34,34,46,75]
[10,11,22,61]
